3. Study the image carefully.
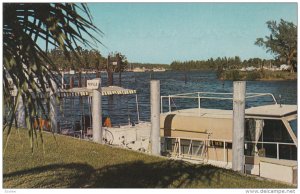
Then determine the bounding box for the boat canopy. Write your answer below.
[102,86,136,96]
[58,86,137,97]
[245,104,297,117]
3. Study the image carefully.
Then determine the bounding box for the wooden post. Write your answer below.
[151,80,161,155]
[82,76,85,87]
[117,53,122,86]
[61,71,64,89]
[92,78,102,144]
[78,71,82,88]
[232,81,246,172]
[107,55,113,86]
[70,76,74,88]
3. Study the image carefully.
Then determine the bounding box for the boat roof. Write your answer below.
[162,108,233,119]
[59,86,136,96]
[245,104,297,117]
[162,104,297,119]
[9,85,137,97]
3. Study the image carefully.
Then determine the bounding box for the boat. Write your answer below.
[56,83,151,152]
[159,92,297,184]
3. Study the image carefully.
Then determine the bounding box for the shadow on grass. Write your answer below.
[3,163,95,188]
[3,160,221,188]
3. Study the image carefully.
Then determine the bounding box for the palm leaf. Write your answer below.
[3,3,103,150]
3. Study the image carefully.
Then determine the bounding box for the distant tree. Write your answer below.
[48,48,106,71]
[114,53,128,73]
[47,48,69,70]
[255,19,297,72]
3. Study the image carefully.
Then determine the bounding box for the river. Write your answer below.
[60,71,297,126]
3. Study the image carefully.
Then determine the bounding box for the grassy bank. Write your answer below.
[219,70,297,81]
[3,128,293,188]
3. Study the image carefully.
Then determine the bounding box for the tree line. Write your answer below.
[130,63,170,70]
[47,47,128,72]
[170,57,278,71]
[47,48,171,72]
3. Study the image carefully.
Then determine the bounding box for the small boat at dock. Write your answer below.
[56,83,152,152]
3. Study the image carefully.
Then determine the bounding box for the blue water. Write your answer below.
[60,71,297,125]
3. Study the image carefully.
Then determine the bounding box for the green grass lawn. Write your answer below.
[3,128,294,188]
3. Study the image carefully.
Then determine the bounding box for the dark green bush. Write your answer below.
[226,70,241,81]
[246,71,261,80]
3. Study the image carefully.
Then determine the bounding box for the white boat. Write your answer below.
[160,92,297,184]
[57,84,151,152]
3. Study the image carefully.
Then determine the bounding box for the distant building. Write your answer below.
[152,68,166,72]
[132,67,146,72]
[240,66,257,71]
[280,64,291,71]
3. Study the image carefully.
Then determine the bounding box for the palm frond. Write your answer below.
[3,3,103,150]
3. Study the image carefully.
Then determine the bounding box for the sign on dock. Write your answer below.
[87,79,101,90]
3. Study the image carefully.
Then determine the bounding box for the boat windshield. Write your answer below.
[289,119,297,137]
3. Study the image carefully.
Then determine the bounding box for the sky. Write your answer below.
[86,3,297,64]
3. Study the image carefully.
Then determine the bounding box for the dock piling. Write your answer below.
[150,80,161,155]
[92,79,102,144]
[232,81,246,173]
[50,80,58,133]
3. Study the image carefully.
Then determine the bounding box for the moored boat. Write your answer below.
[160,92,297,184]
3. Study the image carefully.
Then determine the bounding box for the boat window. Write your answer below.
[261,119,293,143]
[245,119,297,160]
[289,119,297,137]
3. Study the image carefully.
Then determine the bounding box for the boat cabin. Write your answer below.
[159,92,297,184]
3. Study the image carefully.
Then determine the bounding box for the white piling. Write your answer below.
[92,79,102,144]
[16,95,26,128]
[50,80,58,133]
[150,80,161,155]
[232,81,246,173]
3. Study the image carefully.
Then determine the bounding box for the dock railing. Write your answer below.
[160,92,277,113]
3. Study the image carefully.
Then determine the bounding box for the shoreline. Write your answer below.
[218,70,297,81]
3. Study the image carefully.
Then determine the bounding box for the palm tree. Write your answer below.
[3,3,102,148]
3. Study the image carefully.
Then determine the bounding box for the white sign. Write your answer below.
[112,62,118,65]
[87,79,101,90]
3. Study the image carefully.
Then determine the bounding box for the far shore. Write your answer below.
[217,70,297,81]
